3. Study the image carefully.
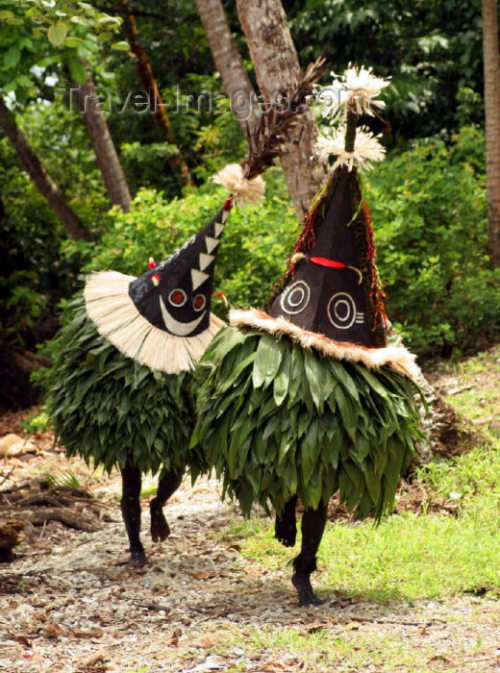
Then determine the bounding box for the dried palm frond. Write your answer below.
[241,55,328,179]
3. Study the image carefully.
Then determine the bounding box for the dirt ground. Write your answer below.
[0,410,499,673]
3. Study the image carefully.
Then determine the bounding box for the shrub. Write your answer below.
[365,126,499,358]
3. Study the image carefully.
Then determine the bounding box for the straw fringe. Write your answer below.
[230,308,420,381]
[84,271,225,374]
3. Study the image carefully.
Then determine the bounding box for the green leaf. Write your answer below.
[273,345,291,405]
[2,80,18,93]
[4,45,20,69]
[303,350,333,409]
[15,75,32,90]
[97,31,113,43]
[300,418,321,485]
[362,459,381,508]
[0,10,15,20]
[111,41,130,51]
[288,347,304,402]
[282,460,298,496]
[334,385,359,441]
[352,364,390,399]
[65,36,83,48]
[252,335,283,389]
[69,59,88,83]
[47,21,69,47]
[329,360,360,402]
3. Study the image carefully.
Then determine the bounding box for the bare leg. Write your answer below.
[292,504,327,606]
[275,495,298,547]
[120,461,146,567]
[150,470,183,542]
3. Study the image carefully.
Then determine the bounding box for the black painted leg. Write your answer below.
[292,504,327,606]
[275,495,298,547]
[120,461,146,567]
[150,470,183,542]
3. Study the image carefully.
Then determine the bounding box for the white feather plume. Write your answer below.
[212,163,265,205]
[317,126,385,171]
[342,65,390,115]
[318,65,390,118]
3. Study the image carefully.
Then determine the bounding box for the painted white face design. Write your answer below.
[159,296,207,336]
[280,280,311,315]
[327,292,365,329]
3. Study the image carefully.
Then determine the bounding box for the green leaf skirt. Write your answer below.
[46,295,194,475]
[191,326,423,520]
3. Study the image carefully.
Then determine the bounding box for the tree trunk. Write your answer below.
[194,0,260,132]
[75,64,132,212]
[481,0,500,268]
[235,0,323,220]
[122,0,193,187]
[0,97,91,241]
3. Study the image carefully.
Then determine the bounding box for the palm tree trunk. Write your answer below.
[481,0,500,268]
[235,0,323,220]
[122,0,193,187]
[75,63,132,212]
[194,0,260,132]
[0,97,91,241]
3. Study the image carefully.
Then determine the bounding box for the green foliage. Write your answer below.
[365,126,499,357]
[0,99,108,347]
[291,0,485,139]
[120,141,180,194]
[45,468,82,490]
[191,326,422,519]
[21,408,49,434]
[0,0,124,98]
[45,294,195,475]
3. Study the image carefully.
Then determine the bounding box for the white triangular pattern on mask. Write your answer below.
[191,268,210,290]
[199,252,215,270]
[205,236,220,253]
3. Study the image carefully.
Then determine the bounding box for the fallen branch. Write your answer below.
[19,507,100,532]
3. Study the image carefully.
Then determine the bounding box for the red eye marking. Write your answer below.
[193,294,206,311]
[171,291,185,305]
[168,288,187,307]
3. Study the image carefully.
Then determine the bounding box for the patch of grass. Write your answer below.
[192,623,469,673]
[416,443,500,521]
[140,484,158,498]
[21,407,50,434]
[44,468,82,490]
[440,344,500,446]
[227,511,499,604]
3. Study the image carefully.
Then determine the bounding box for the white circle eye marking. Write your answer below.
[280,280,311,315]
[192,294,206,312]
[327,292,357,329]
[168,288,188,307]
[334,299,350,321]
